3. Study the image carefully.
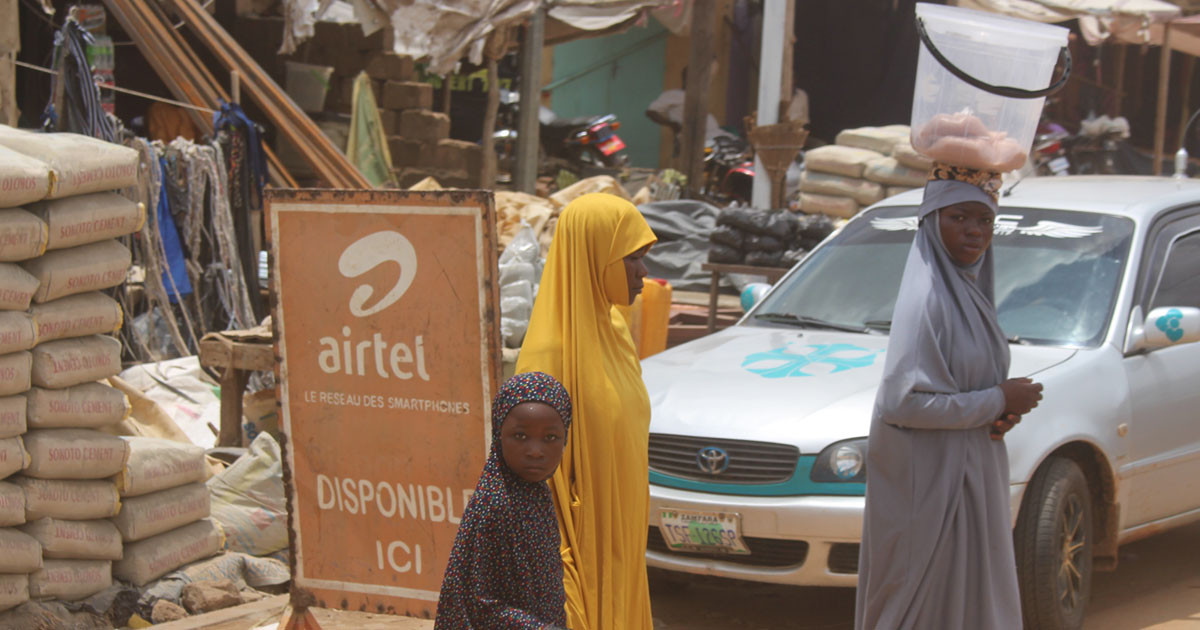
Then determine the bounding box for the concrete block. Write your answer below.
[398,109,449,143]
[382,81,433,111]
[380,110,401,136]
[182,579,242,615]
[434,139,483,175]
[388,137,425,168]
[365,53,415,82]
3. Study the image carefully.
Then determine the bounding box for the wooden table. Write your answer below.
[198,331,275,447]
[701,262,789,333]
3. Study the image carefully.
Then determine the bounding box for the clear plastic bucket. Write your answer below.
[910,3,1069,172]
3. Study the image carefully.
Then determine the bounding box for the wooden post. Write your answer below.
[481,57,500,189]
[1111,44,1126,117]
[441,76,452,114]
[515,5,545,194]
[780,0,795,116]
[1179,55,1195,146]
[218,367,249,447]
[230,70,239,104]
[682,0,716,198]
[1154,26,1173,176]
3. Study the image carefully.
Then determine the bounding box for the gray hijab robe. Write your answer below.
[854,180,1021,630]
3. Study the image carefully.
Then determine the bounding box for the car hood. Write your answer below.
[642,325,1076,453]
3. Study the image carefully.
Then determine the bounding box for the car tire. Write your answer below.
[1015,456,1093,630]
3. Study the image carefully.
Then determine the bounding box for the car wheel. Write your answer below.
[1015,456,1093,630]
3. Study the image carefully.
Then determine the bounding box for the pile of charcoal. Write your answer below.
[708,206,837,268]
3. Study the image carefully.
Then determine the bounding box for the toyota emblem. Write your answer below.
[696,446,730,475]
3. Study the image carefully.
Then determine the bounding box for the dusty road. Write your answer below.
[651,520,1200,629]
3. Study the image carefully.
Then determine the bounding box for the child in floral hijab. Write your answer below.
[435,372,573,629]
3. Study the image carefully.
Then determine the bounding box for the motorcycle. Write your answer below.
[1032,115,1130,176]
[700,135,755,204]
[493,89,629,178]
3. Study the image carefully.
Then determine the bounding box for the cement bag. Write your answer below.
[0,351,30,396]
[0,436,28,479]
[27,559,111,601]
[30,292,123,343]
[549,175,630,209]
[0,263,38,310]
[116,436,207,497]
[0,126,139,199]
[0,312,36,355]
[208,432,287,556]
[892,141,934,171]
[835,126,910,155]
[0,481,24,525]
[799,193,860,219]
[0,208,48,261]
[798,171,885,206]
[25,193,145,251]
[113,518,224,586]
[0,395,24,438]
[0,143,51,208]
[30,335,122,389]
[863,157,930,188]
[803,145,884,179]
[19,517,121,560]
[25,383,130,429]
[0,573,28,613]
[19,239,130,304]
[0,528,42,573]
[22,429,128,479]
[887,186,917,198]
[112,482,210,542]
[14,477,121,520]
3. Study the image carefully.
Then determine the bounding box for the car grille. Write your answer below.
[646,527,809,568]
[827,543,860,574]
[648,434,800,484]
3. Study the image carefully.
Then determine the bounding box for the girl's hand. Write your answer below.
[999,378,1043,417]
[989,413,1021,441]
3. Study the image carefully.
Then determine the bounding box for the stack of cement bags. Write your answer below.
[110,437,222,587]
[797,125,934,219]
[0,125,143,609]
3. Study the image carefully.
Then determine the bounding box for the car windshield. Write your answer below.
[751,205,1135,347]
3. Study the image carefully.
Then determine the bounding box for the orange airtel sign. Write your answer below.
[267,190,500,618]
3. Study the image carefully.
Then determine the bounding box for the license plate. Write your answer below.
[597,134,626,156]
[658,508,750,555]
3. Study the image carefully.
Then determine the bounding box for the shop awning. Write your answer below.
[955,0,1183,45]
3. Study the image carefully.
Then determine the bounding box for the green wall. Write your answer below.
[549,22,667,169]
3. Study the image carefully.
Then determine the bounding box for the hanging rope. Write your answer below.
[44,18,115,141]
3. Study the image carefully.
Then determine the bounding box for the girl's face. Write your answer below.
[938,202,995,266]
[623,245,651,305]
[500,402,566,483]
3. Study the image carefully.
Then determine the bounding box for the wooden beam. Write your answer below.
[515,6,545,194]
[1154,26,1173,176]
[1179,55,1195,147]
[1112,43,1127,117]
[682,0,717,197]
[148,595,287,630]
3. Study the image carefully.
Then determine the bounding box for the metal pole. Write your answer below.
[752,0,787,208]
[682,0,716,197]
[515,5,544,194]
[1154,25,1172,176]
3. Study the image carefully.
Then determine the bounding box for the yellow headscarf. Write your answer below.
[516,193,657,630]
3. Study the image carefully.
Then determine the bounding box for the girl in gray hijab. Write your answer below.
[855,171,1044,630]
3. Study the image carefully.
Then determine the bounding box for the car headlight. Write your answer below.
[811,438,868,483]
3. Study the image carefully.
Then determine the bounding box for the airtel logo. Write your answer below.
[338,231,417,317]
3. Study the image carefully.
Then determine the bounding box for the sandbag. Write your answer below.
[19,517,122,560]
[0,573,28,613]
[25,193,145,251]
[112,482,210,542]
[19,239,131,304]
[14,477,121,520]
[716,207,797,240]
[115,437,208,499]
[0,143,51,209]
[0,312,36,355]
[799,192,860,219]
[30,335,122,389]
[862,157,930,188]
[835,126,910,155]
[112,518,224,586]
[0,395,24,438]
[208,433,286,556]
[0,481,23,526]
[892,141,934,171]
[0,126,139,199]
[709,225,744,251]
[0,436,28,479]
[25,383,131,429]
[798,170,885,206]
[0,263,38,311]
[0,351,30,396]
[548,175,630,209]
[0,209,48,261]
[804,145,884,179]
[745,250,785,268]
[707,243,742,264]
[30,292,123,343]
[0,528,41,573]
[744,235,786,253]
[27,559,112,601]
[22,429,128,480]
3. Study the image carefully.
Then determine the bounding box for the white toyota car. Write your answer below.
[642,176,1200,630]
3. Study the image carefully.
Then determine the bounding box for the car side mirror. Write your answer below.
[740,283,771,312]
[1126,306,1200,353]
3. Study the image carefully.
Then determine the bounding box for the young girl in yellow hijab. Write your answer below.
[516,192,657,630]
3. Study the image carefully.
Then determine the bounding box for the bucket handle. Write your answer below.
[916,17,1071,100]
